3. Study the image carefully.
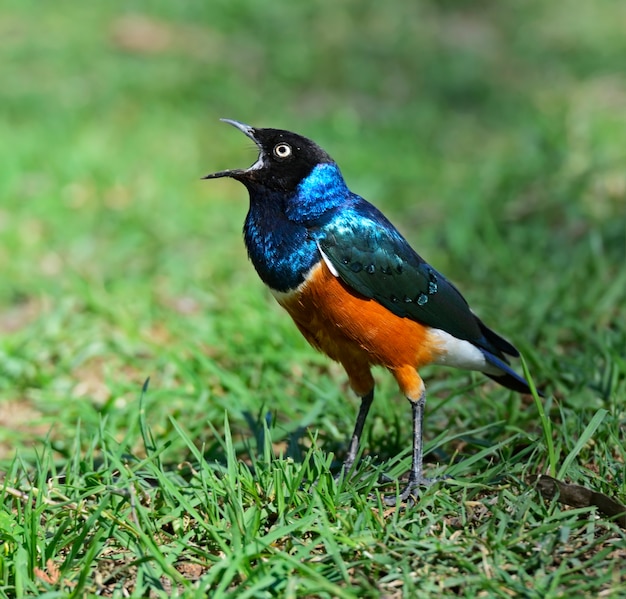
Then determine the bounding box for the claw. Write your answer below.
[381,475,446,506]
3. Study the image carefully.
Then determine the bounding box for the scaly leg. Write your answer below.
[341,389,374,475]
[384,389,430,505]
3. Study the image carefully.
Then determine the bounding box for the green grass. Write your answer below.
[1,0,626,596]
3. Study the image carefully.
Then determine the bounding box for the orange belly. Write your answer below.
[273,261,443,400]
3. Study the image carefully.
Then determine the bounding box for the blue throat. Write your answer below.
[243,163,349,292]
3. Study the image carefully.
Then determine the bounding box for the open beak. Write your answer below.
[202,119,260,180]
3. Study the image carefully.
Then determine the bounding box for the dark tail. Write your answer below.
[483,351,544,397]
[477,318,519,359]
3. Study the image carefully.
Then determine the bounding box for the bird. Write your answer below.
[204,119,541,503]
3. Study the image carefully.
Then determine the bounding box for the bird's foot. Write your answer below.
[334,459,356,484]
[381,475,449,507]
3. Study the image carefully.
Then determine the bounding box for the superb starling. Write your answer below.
[204,119,538,503]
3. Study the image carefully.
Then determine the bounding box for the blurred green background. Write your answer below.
[2,0,626,595]
[1,0,625,455]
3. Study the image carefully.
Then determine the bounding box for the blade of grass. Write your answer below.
[557,409,608,479]
[521,354,557,476]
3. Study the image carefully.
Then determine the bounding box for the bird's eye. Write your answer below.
[273,143,292,159]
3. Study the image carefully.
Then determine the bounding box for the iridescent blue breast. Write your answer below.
[243,162,351,293]
[243,200,319,292]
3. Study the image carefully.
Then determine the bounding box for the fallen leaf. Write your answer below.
[531,474,626,528]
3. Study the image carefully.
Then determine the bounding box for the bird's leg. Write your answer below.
[340,389,374,477]
[407,390,426,489]
[384,389,429,506]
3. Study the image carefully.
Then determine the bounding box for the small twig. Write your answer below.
[4,484,142,534]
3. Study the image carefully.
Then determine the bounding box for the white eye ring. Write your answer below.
[273,143,292,158]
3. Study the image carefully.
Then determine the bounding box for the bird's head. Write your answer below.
[203,119,334,193]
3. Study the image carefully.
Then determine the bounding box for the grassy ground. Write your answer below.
[1,0,625,596]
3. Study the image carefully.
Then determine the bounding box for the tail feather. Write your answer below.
[476,318,519,360]
[482,351,544,397]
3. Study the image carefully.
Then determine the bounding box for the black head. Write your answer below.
[203,119,334,192]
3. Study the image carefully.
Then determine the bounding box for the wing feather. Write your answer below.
[314,207,514,361]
